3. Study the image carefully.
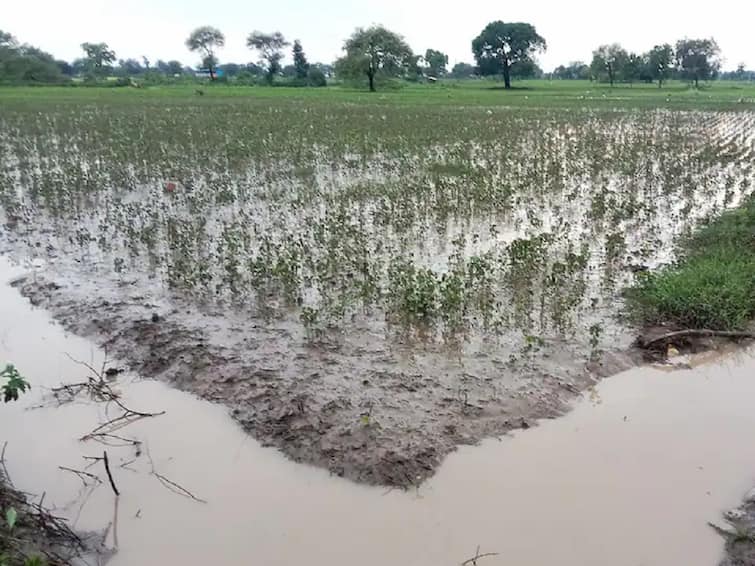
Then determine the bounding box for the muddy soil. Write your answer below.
[10,272,639,488]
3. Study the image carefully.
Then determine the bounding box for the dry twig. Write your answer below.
[461,545,500,566]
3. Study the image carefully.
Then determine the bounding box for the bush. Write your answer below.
[307,68,327,87]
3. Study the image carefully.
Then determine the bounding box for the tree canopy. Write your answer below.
[590,44,628,86]
[185,26,225,79]
[471,21,546,89]
[335,25,413,91]
[450,62,476,79]
[247,31,289,84]
[647,44,674,87]
[553,61,589,80]
[80,42,116,78]
[292,40,309,80]
[0,30,65,84]
[675,38,721,87]
[424,49,448,78]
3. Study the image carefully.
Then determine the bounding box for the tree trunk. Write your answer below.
[658,78,662,88]
[694,76,699,88]
[368,71,375,92]
[608,64,614,87]
[209,67,215,81]
[502,61,511,89]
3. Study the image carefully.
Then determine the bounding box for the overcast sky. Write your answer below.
[4,0,752,71]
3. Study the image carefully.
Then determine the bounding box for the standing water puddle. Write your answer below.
[2,254,755,566]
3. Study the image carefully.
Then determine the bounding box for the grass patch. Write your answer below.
[626,196,755,330]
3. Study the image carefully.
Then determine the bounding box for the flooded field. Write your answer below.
[2,256,755,566]
[1,95,755,485]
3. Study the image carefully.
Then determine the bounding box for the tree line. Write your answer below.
[0,23,749,90]
[552,39,722,88]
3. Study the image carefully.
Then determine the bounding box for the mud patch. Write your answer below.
[11,273,630,487]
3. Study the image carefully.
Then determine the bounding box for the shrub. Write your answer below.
[307,67,327,87]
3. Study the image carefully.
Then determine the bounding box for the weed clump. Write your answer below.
[626,196,755,330]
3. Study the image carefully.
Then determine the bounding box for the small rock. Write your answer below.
[151,313,160,323]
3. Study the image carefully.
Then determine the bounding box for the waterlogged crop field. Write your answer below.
[2,86,755,486]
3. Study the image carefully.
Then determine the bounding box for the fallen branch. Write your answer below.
[639,328,755,349]
[461,545,499,566]
[102,451,120,496]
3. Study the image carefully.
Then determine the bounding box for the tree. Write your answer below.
[450,62,475,79]
[335,25,413,92]
[118,58,144,76]
[0,34,64,85]
[307,66,327,86]
[247,31,289,85]
[0,30,17,49]
[675,38,721,88]
[646,44,674,88]
[591,44,627,86]
[407,54,424,81]
[292,40,309,79]
[553,61,589,80]
[424,49,448,78]
[620,53,643,85]
[80,42,115,78]
[185,26,225,80]
[471,21,546,89]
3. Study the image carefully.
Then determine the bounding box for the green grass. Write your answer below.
[1,79,754,111]
[626,196,755,330]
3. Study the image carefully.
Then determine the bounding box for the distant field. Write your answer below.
[1,79,755,110]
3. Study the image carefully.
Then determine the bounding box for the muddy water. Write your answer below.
[2,255,755,566]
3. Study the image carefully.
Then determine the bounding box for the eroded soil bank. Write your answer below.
[11,270,636,487]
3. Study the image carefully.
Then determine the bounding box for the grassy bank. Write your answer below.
[626,196,755,330]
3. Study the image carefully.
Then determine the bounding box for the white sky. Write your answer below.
[4,0,753,71]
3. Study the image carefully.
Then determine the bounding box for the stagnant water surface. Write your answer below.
[2,255,755,566]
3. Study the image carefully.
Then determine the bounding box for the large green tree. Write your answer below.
[471,21,546,89]
[620,53,644,84]
[80,42,115,78]
[590,44,628,86]
[247,31,289,84]
[0,35,64,85]
[675,38,721,88]
[424,49,448,78]
[335,25,413,92]
[185,26,225,80]
[646,44,674,88]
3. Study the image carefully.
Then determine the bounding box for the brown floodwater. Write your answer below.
[2,255,755,566]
